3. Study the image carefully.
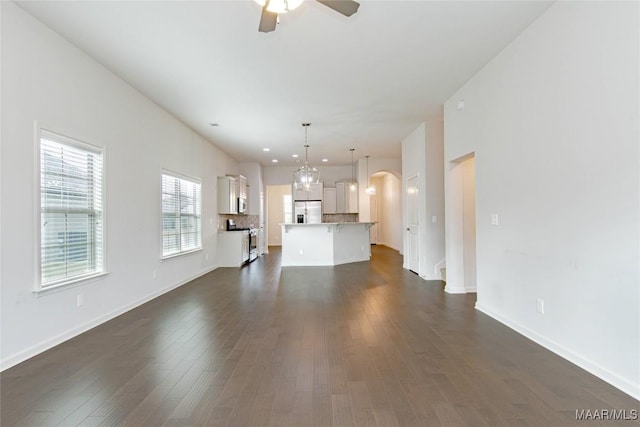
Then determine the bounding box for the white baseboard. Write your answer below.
[1,265,218,372]
[444,285,467,294]
[475,302,640,401]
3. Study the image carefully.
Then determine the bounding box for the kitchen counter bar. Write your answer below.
[280,222,375,267]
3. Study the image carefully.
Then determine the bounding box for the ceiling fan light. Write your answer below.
[265,0,304,14]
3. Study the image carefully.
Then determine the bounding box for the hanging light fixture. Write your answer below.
[293,123,319,190]
[365,155,376,195]
[349,148,357,192]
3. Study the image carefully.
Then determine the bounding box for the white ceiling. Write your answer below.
[17,0,551,166]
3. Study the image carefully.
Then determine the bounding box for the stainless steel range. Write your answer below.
[248,228,258,262]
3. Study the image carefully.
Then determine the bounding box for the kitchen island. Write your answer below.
[280,222,375,267]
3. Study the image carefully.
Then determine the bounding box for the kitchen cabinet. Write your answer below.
[217,231,249,267]
[336,181,358,213]
[293,182,323,201]
[238,163,263,216]
[323,188,336,214]
[217,176,237,214]
[236,175,248,199]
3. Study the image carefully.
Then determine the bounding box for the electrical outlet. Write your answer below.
[490,213,499,226]
[299,249,304,255]
[77,293,84,308]
[205,253,209,261]
[153,269,157,279]
[536,298,544,314]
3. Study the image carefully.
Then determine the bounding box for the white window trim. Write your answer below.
[161,169,202,260]
[34,124,108,293]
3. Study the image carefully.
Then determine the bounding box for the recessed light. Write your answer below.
[209,123,219,127]
[263,148,271,152]
[272,159,278,163]
[322,158,328,162]
[292,154,299,158]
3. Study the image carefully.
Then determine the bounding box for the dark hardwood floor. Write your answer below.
[2,246,638,426]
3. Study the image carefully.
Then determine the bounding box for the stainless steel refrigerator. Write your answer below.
[294,201,322,224]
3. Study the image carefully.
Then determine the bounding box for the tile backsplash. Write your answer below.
[218,214,259,231]
[322,213,359,223]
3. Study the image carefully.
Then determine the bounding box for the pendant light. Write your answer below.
[349,148,357,192]
[365,155,376,195]
[293,123,319,190]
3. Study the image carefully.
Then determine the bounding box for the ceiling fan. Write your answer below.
[256,0,360,33]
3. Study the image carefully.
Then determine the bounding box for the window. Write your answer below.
[39,130,104,288]
[162,172,201,258]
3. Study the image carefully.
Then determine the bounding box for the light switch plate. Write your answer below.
[490,214,499,226]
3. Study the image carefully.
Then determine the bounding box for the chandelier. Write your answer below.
[293,123,319,190]
[365,155,376,195]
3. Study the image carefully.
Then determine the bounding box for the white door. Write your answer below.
[259,191,265,254]
[407,176,419,273]
[370,195,378,244]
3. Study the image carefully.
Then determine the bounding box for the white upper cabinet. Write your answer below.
[336,181,358,213]
[217,176,237,214]
[323,188,336,214]
[293,182,323,201]
[237,175,247,199]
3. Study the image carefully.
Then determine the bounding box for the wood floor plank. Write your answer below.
[2,246,638,427]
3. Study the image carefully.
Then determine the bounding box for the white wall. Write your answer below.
[444,1,639,398]
[401,122,444,279]
[0,2,238,369]
[424,120,445,279]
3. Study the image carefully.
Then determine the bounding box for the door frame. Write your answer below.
[405,174,419,274]
[445,152,476,294]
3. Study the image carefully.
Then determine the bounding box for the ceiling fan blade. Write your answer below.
[258,5,278,33]
[316,0,360,17]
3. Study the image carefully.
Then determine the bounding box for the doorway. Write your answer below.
[406,175,419,273]
[265,185,292,248]
[446,154,476,294]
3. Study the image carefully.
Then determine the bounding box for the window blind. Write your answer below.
[162,173,201,257]
[40,131,104,286]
